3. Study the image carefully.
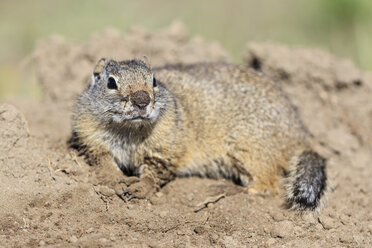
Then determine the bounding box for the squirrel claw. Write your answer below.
[118,190,136,203]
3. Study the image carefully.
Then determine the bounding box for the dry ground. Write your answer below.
[1,22,371,247]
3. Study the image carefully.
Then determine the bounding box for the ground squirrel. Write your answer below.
[72,58,327,211]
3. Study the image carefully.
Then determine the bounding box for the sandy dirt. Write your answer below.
[1,22,372,247]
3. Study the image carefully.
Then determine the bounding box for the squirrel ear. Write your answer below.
[93,58,107,79]
[141,55,151,69]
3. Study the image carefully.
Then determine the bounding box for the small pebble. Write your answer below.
[194,226,206,234]
[339,214,350,225]
[271,212,285,221]
[302,212,316,225]
[270,220,294,238]
[155,191,164,198]
[367,224,372,233]
[209,233,219,243]
[124,177,140,185]
[368,212,372,220]
[266,238,276,246]
[339,234,353,244]
[293,226,303,235]
[69,235,78,243]
[187,194,194,201]
[97,185,115,197]
[318,216,336,230]
[159,210,168,218]
[99,238,109,243]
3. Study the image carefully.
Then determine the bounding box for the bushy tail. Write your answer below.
[286,150,328,211]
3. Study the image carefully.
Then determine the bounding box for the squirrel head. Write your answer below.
[85,58,162,127]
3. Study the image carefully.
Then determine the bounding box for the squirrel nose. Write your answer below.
[130,90,150,109]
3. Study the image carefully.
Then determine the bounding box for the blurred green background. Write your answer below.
[1,0,372,100]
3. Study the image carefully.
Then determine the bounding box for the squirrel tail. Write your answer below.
[285,150,328,211]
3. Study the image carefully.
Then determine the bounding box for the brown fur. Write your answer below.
[72,59,327,210]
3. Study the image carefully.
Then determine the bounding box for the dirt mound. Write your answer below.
[17,21,229,140]
[1,24,371,247]
[26,21,229,104]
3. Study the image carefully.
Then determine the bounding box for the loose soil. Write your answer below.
[1,22,371,247]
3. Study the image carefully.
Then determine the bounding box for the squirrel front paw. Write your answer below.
[115,166,158,201]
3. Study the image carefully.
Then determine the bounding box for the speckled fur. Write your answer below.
[72,58,328,210]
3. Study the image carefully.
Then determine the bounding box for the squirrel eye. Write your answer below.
[107,77,118,90]
[153,77,157,87]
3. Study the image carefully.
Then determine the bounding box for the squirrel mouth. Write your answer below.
[109,109,152,123]
[129,116,148,121]
[128,116,150,122]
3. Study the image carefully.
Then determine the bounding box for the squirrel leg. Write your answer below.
[228,150,279,195]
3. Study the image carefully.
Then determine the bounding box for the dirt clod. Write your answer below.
[270,220,295,238]
[320,215,339,230]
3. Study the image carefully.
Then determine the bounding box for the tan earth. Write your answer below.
[1,22,372,247]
